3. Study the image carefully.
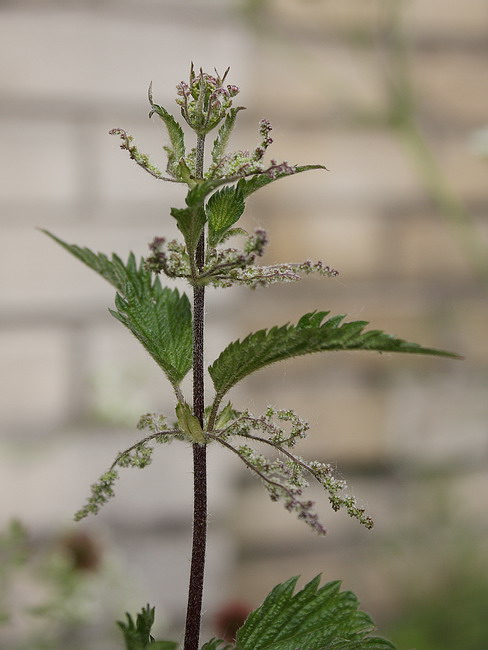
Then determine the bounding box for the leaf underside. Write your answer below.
[43,230,192,386]
[209,311,460,398]
[234,575,396,650]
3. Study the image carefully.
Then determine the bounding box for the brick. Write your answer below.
[0,329,69,431]
[261,0,487,41]
[408,0,488,39]
[83,316,240,425]
[258,129,423,208]
[413,51,488,126]
[260,208,386,277]
[451,300,488,363]
[237,379,389,464]
[431,137,488,204]
[233,548,388,620]
[97,117,191,206]
[0,433,237,626]
[0,7,250,106]
[391,213,473,279]
[452,470,488,526]
[0,119,77,203]
[0,432,237,529]
[84,324,179,424]
[232,475,395,548]
[387,372,488,463]
[265,0,384,36]
[116,528,235,624]
[248,40,387,122]
[0,224,183,312]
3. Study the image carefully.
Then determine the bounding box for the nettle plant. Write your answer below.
[44,66,458,650]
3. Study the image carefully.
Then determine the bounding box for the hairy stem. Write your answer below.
[184,134,207,650]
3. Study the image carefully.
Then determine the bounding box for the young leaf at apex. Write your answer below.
[211,106,246,167]
[170,205,207,259]
[206,186,245,247]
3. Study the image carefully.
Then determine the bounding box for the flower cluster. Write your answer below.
[109,128,170,181]
[218,406,309,447]
[215,259,339,289]
[200,229,268,286]
[206,118,296,181]
[205,406,373,534]
[144,237,191,278]
[74,470,119,521]
[237,444,327,536]
[144,227,338,290]
[176,64,240,136]
[74,416,185,521]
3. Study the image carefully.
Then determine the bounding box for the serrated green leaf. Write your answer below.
[149,104,185,160]
[336,639,396,650]
[186,180,221,207]
[216,227,248,245]
[43,230,192,388]
[177,158,193,185]
[117,605,179,650]
[234,576,396,650]
[237,164,326,198]
[117,605,155,650]
[176,402,206,444]
[236,577,300,648]
[206,186,245,247]
[110,280,192,388]
[42,230,139,296]
[209,311,461,398]
[211,107,245,163]
[148,83,185,176]
[170,205,207,256]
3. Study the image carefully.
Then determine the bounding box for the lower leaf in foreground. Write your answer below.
[234,575,396,650]
[118,577,395,650]
[117,576,395,650]
[117,604,178,649]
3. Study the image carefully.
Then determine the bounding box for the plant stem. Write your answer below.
[184,134,207,650]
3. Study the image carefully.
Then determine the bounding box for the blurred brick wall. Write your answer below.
[1,0,487,645]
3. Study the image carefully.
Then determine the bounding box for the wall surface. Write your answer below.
[1,0,487,647]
